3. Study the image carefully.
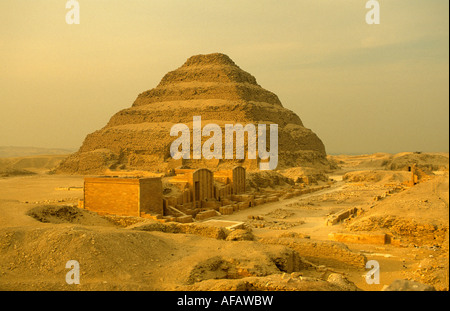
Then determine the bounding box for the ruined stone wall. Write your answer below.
[214,183,233,200]
[139,178,164,215]
[189,168,214,203]
[84,177,164,217]
[213,166,246,195]
[232,166,246,194]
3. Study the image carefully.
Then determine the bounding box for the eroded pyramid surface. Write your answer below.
[56,53,328,174]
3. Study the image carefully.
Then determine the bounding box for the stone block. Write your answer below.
[266,196,279,203]
[176,215,194,223]
[195,209,218,221]
[219,205,234,215]
[238,201,250,210]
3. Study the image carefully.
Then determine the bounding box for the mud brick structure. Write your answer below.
[84,177,163,217]
[402,163,430,187]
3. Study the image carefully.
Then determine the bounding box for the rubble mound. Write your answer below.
[280,166,329,184]
[385,152,449,172]
[342,170,411,184]
[180,273,357,291]
[246,170,294,190]
[265,208,295,219]
[181,243,310,285]
[347,215,448,245]
[382,279,436,291]
[0,226,176,290]
[225,229,255,241]
[259,236,367,269]
[131,220,230,240]
[55,53,328,174]
[346,173,449,246]
[26,205,113,227]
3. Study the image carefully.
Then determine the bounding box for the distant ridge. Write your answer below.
[0,146,75,158]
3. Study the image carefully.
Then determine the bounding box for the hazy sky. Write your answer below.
[0,0,448,154]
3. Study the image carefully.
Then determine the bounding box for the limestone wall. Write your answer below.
[84,177,141,217]
[84,177,163,217]
[139,178,164,215]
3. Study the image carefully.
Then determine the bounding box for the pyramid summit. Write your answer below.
[56,53,328,174]
[132,52,282,107]
[182,53,238,67]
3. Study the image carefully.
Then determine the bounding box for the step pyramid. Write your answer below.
[56,53,328,174]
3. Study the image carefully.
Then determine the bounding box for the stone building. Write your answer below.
[83,177,163,217]
[169,166,246,204]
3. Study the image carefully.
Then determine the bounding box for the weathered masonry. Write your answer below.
[80,166,332,223]
[213,166,246,195]
[164,166,249,221]
[168,166,246,206]
[83,177,163,217]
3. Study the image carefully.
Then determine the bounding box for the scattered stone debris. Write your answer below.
[265,208,295,219]
[278,232,311,239]
[382,279,436,291]
[225,229,255,241]
[245,218,305,230]
[327,273,360,291]
[101,215,146,227]
[325,207,361,226]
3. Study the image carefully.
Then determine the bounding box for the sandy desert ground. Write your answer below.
[0,152,448,291]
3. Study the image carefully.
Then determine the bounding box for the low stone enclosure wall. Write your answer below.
[326,207,362,226]
[143,184,331,224]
